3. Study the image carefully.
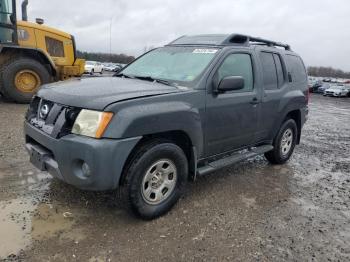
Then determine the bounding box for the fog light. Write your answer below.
[81,162,91,177]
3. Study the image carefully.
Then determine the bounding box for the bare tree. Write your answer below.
[308,66,350,78]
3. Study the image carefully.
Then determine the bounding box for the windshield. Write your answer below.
[121,46,219,85]
[86,61,94,65]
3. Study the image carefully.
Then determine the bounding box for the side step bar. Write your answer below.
[197,145,273,176]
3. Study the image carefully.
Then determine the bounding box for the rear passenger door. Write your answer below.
[256,51,287,142]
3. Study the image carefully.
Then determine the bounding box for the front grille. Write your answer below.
[27,96,80,138]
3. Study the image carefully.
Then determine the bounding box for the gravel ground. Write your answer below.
[0,93,349,261]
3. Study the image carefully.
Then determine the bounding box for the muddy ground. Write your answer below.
[0,94,349,261]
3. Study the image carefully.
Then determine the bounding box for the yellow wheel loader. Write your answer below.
[0,0,85,103]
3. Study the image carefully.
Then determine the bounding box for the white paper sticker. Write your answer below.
[192,49,218,54]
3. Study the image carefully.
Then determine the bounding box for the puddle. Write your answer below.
[0,166,85,259]
[31,203,86,243]
[0,199,84,259]
[31,203,76,240]
[0,198,35,259]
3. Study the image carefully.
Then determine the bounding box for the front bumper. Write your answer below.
[324,92,340,96]
[24,122,141,191]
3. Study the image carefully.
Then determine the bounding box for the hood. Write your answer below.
[37,77,183,110]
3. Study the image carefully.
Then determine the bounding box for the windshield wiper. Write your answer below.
[114,73,176,87]
[132,75,176,87]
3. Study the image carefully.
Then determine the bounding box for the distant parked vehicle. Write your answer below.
[84,61,103,75]
[323,85,349,97]
[309,80,323,92]
[343,85,350,97]
[117,63,127,69]
[315,83,330,94]
[104,63,122,72]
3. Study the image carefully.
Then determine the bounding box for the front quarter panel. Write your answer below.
[103,90,206,156]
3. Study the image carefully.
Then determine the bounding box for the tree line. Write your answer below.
[77,50,135,64]
[308,66,350,79]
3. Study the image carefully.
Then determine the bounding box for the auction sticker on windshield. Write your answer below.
[192,49,218,54]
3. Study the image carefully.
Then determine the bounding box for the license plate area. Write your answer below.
[28,144,52,171]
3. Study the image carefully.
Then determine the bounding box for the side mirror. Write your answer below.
[217,76,245,93]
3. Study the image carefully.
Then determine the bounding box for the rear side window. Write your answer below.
[285,55,307,83]
[45,37,65,57]
[260,52,278,90]
[217,53,254,92]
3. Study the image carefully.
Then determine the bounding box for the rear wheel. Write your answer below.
[125,140,188,220]
[90,69,94,75]
[265,119,297,164]
[0,57,51,103]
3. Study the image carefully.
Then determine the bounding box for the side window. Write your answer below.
[217,53,254,92]
[286,55,307,83]
[0,0,16,43]
[260,52,278,90]
[273,54,285,88]
[45,37,65,57]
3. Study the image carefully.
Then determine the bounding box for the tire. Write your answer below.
[0,57,51,103]
[90,69,94,75]
[100,69,103,75]
[265,119,298,165]
[125,140,188,220]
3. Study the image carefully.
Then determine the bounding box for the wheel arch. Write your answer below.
[119,130,197,186]
[284,109,302,144]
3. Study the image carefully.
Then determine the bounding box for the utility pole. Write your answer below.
[109,17,113,62]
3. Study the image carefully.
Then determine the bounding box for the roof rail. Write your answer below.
[167,34,291,50]
[223,34,291,50]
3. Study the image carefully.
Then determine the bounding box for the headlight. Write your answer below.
[72,110,113,138]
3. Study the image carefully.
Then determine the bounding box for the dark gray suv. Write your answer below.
[25,34,309,219]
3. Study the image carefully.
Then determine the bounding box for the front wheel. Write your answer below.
[125,140,188,220]
[265,119,297,165]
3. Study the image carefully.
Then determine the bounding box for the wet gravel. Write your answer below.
[0,94,349,261]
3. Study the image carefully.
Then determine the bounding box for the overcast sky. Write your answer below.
[20,0,350,71]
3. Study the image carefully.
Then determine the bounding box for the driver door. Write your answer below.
[205,51,259,156]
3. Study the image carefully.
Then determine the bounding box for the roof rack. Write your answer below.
[168,34,291,51]
[224,34,291,50]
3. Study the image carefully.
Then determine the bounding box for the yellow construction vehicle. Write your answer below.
[0,0,85,103]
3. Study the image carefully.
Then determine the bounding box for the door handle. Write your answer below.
[250,97,259,105]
